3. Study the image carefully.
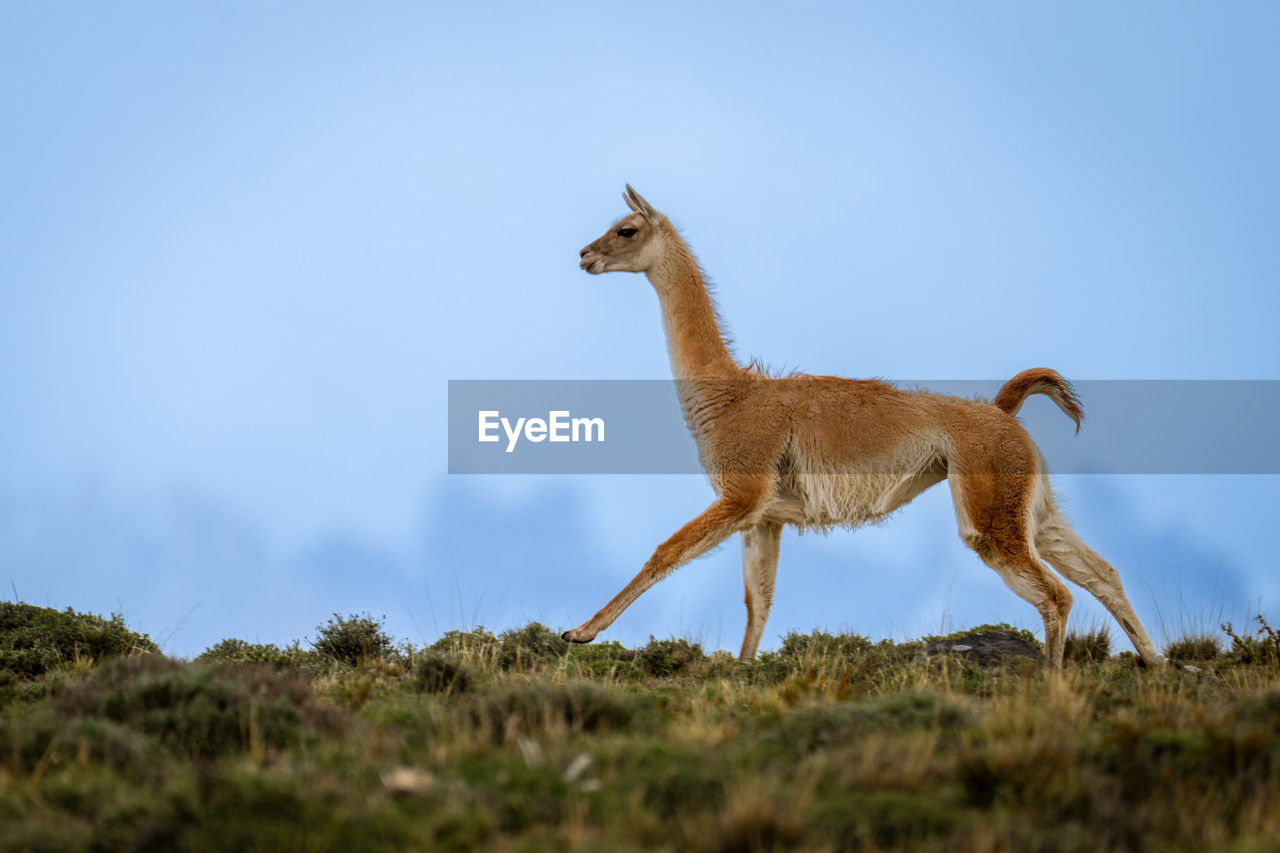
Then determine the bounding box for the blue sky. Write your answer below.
[3,3,1277,657]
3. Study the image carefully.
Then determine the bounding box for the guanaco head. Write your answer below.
[579,185,668,275]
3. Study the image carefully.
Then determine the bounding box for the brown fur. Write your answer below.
[994,367,1084,432]
[565,186,1164,668]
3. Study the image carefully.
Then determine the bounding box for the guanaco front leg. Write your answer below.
[562,497,760,644]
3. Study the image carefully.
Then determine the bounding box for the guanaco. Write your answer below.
[564,185,1163,668]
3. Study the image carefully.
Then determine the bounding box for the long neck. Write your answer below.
[646,232,739,380]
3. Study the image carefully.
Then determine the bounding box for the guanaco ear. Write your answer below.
[623,184,661,226]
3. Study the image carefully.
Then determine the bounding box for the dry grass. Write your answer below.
[2,610,1279,850]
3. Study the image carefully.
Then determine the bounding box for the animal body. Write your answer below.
[565,185,1164,668]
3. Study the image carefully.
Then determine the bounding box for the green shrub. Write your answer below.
[1223,616,1280,667]
[412,651,474,694]
[564,639,637,678]
[195,639,306,668]
[926,623,1042,650]
[778,629,874,661]
[747,635,913,685]
[497,622,567,670]
[430,627,500,663]
[313,613,393,666]
[0,602,155,678]
[54,656,342,759]
[635,637,704,677]
[10,609,1280,850]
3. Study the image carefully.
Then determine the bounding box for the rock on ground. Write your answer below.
[918,631,1042,666]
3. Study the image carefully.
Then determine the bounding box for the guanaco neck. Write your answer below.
[645,228,740,381]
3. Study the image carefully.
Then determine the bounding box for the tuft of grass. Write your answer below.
[1165,632,1221,662]
[0,602,155,678]
[1065,625,1112,663]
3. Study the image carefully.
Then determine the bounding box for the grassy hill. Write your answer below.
[2,602,1279,850]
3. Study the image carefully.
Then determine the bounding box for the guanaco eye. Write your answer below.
[617,227,638,238]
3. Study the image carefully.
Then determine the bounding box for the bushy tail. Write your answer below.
[994,368,1083,433]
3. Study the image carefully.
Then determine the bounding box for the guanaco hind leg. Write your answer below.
[1035,511,1165,666]
[949,473,1074,667]
[739,521,782,660]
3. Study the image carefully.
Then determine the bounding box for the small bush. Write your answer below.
[564,639,637,678]
[0,602,155,678]
[1065,626,1112,663]
[927,623,1042,650]
[778,630,874,661]
[196,639,306,668]
[430,627,500,663]
[1165,633,1220,662]
[412,651,474,694]
[55,656,341,759]
[1223,616,1280,667]
[313,613,393,666]
[635,637,704,677]
[497,623,567,670]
